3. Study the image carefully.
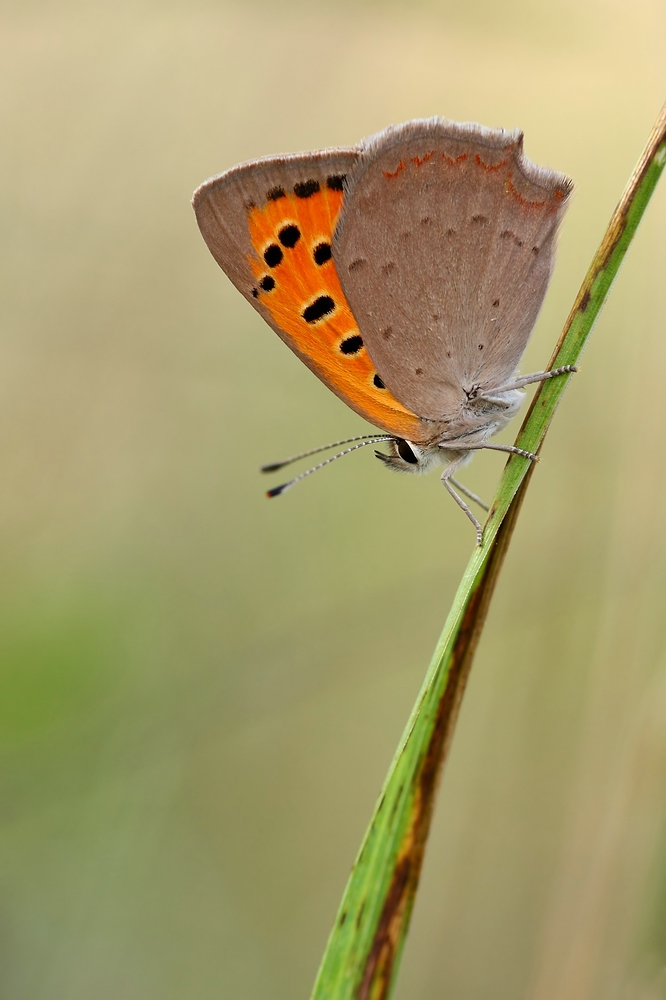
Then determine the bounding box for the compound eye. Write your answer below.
[396,439,419,464]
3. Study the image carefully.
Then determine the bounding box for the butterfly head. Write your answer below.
[375,439,447,475]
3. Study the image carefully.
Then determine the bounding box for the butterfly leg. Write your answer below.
[480,365,577,397]
[470,442,539,462]
[441,459,484,545]
[449,478,490,512]
[443,441,539,462]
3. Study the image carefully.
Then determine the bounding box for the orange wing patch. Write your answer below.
[246,181,424,440]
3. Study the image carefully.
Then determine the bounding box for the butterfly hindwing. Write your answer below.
[193,149,429,441]
[334,119,572,421]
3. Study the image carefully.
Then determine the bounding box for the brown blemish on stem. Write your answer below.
[356,533,519,1000]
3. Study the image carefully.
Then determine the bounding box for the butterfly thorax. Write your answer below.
[377,385,524,474]
[421,384,523,444]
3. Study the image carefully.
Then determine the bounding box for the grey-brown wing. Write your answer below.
[333,118,572,421]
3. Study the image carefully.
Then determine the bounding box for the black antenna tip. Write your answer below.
[266,484,288,498]
[260,462,286,473]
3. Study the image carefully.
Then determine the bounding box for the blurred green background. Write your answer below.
[1,1,665,997]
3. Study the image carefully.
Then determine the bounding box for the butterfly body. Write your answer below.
[193,118,573,541]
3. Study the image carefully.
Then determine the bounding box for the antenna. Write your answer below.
[265,437,394,497]
[261,433,393,474]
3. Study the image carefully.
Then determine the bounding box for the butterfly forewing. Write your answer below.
[334,119,572,421]
[193,150,429,441]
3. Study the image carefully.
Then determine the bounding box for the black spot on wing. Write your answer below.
[294,179,320,198]
[313,242,332,265]
[264,244,283,267]
[373,374,385,389]
[302,296,335,323]
[326,174,346,191]
[259,275,275,292]
[340,335,363,355]
[279,224,301,248]
[267,187,285,201]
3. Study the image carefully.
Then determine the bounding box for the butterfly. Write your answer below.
[193,118,573,543]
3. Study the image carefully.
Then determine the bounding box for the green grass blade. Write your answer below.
[310,102,666,1000]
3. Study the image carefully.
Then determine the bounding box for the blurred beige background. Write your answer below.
[1,1,665,997]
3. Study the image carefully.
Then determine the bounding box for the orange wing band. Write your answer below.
[247,185,424,440]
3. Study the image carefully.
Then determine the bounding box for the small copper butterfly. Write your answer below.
[193,118,574,543]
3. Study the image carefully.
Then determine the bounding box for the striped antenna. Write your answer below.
[261,433,394,474]
[266,437,394,497]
